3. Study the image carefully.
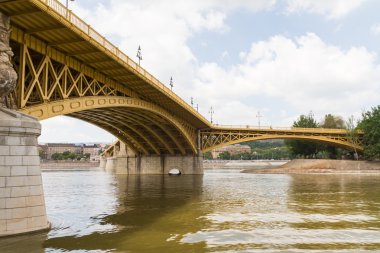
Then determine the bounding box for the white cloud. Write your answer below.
[285,0,366,19]
[192,33,380,125]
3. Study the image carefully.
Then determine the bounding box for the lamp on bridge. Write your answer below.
[169,76,173,91]
[136,45,142,66]
[66,0,75,9]
[209,106,214,124]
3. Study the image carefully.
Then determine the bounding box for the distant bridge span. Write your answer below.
[0,0,363,157]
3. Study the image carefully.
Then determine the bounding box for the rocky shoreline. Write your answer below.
[243,159,380,174]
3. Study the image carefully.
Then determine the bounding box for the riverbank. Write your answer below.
[40,161,100,170]
[243,159,380,174]
[203,160,288,169]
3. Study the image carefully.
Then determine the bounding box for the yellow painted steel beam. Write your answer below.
[109,109,176,155]
[19,96,197,154]
[200,129,363,153]
[131,112,187,155]
[87,110,162,155]
[70,113,149,155]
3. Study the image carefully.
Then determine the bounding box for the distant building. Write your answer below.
[39,143,105,160]
[82,144,101,161]
[45,143,82,159]
[211,144,251,159]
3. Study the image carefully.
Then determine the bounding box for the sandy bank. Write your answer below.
[204,160,288,169]
[243,159,380,174]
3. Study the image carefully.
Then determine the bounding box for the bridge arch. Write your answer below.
[20,96,197,155]
[201,131,363,153]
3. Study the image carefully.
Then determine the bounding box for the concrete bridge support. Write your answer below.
[0,109,49,237]
[104,142,203,175]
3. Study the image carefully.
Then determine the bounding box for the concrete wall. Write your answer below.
[106,155,203,175]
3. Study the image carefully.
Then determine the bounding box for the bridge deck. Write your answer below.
[0,0,209,128]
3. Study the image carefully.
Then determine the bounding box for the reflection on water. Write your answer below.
[0,169,380,252]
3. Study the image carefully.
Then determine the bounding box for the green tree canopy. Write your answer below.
[320,114,345,158]
[286,112,319,157]
[358,106,380,159]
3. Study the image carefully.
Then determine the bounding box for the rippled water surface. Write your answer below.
[1,168,380,252]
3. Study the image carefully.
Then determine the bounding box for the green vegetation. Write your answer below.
[285,112,319,158]
[358,106,380,160]
[215,140,292,160]
[51,151,91,161]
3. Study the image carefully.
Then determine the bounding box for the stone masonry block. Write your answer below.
[0,177,5,187]
[0,187,11,198]
[27,166,41,176]
[0,220,5,232]
[11,186,29,197]
[0,198,5,208]
[5,156,23,166]
[27,216,47,229]
[5,136,21,145]
[29,185,43,196]
[0,145,9,155]
[26,195,44,207]
[27,205,46,217]
[10,166,27,176]
[20,137,37,146]
[0,136,5,145]
[0,166,10,177]
[27,176,42,186]
[6,176,26,187]
[22,156,40,166]
[9,146,26,156]
[6,197,26,209]
[6,218,27,232]
[25,146,38,156]
[7,207,27,219]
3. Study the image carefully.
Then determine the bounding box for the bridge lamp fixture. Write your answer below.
[66,0,75,9]
[256,111,262,129]
[190,97,193,107]
[209,106,214,124]
[169,77,173,91]
[136,45,142,66]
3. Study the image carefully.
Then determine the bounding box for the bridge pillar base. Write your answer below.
[105,157,117,172]
[0,108,49,237]
[99,157,107,169]
[111,154,203,175]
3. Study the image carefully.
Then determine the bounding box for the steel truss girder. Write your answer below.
[200,129,364,153]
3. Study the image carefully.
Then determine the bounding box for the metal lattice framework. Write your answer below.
[201,127,363,153]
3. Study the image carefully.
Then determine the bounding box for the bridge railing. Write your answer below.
[210,124,349,133]
[40,0,208,124]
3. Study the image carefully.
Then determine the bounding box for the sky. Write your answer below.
[40,0,380,143]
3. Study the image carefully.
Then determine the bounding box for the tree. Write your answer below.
[285,112,319,157]
[320,114,345,159]
[218,151,231,160]
[203,151,213,160]
[346,115,359,160]
[358,106,380,160]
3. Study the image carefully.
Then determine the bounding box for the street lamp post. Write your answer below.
[209,106,214,124]
[136,45,142,66]
[256,111,262,129]
[66,0,74,9]
[169,77,173,91]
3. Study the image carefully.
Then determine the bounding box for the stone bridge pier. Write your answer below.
[103,142,203,175]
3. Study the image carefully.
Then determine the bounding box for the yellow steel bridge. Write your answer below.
[0,0,363,156]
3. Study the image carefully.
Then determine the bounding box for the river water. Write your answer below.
[1,168,380,253]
